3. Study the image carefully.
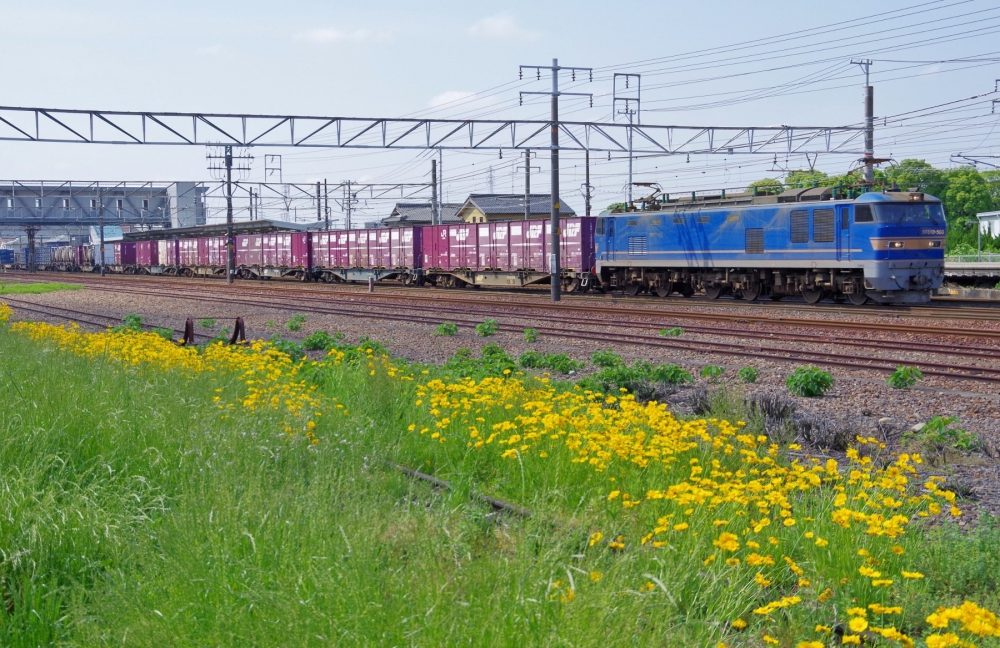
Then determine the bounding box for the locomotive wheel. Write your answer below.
[801,287,825,304]
[563,278,581,293]
[704,285,723,300]
[625,282,641,296]
[677,283,694,298]
[847,292,869,306]
[655,282,673,298]
[741,285,761,301]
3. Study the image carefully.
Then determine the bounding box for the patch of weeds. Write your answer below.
[579,360,693,398]
[523,328,538,343]
[199,318,216,329]
[475,318,498,337]
[435,322,458,336]
[286,314,307,332]
[111,313,143,333]
[660,327,684,337]
[590,349,624,368]
[738,366,760,383]
[902,416,982,464]
[444,343,517,379]
[151,327,173,341]
[302,330,336,351]
[887,365,924,389]
[268,335,306,361]
[518,351,584,375]
[786,365,834,397]
[265,320,276,329]
[700,365,725,383]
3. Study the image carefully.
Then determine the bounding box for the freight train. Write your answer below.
[23,189,946,304]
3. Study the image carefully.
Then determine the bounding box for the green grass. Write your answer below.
[2,328,1000,646]
[0,281,84,295]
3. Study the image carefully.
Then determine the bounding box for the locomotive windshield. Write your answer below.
[872,202,945,226]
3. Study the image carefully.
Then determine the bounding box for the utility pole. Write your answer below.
[225,145,234,284]
[431,160,438,225]
[316,181,322,222]
[98,187,105,277]
[613,73,641,205]
[517,151,539,221]
[488,165,495,193]
[520,58,592,302]
[343,181,353,230]
[583,149,592,216]
[438,149,444,209]
[324,179,330,230]
[852,59,874,184]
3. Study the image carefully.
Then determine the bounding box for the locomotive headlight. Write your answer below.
[928,240,941,248]
[888,241,904,249]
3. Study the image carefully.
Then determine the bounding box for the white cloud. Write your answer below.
[428,90,499,113]
[294,28,392,44]
[467,15,538,41]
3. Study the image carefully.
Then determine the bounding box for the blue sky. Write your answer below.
[3,0,999,224]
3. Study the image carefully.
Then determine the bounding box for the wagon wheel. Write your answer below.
[741,284,761,301]
[801,287,825,304]
[677,283,694,298]
[625,282,641,296]
[563,278,581,293]
[655,281,673,298]
[704,285,723,300]
[847,291,870,306]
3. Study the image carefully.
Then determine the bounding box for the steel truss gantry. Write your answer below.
[0,105,866,156]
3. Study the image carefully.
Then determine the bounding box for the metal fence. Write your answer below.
[946,254,1000,263]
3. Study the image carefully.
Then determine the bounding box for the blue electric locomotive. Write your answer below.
[595,188,945,304]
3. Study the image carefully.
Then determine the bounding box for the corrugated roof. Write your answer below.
[381,202,463,225]
[463,194,576,216]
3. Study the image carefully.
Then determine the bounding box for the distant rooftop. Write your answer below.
[461,194,576,216]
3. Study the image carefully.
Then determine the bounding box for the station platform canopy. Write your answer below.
[122,219,311,241]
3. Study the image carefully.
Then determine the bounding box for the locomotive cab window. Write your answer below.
[855,205,874,223]
[596,218,605,235]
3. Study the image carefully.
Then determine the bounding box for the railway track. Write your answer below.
[7,269,1000,321]
[7,275,1000,385]
[12,272,1000,341]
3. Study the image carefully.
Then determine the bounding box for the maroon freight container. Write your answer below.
[348,231,367,267]
[209,237,226,266]
[158,240,179,267]
[489,222,512,271]
[524,219,546,270]
[262,234,292,267]
[389,226,421,269]
[543,218,595,272]
[114,242,137,266]
[311,232,331,268]
[419,225,449,269]
[290,232,310,268]
[508,221,527,270]
[74,245,92,266]
[179,239,198,266]
[448,223,476,269]
[237,234,263,267]
[369,229,391,268]
[136,240,158,266]
[331,231,350,267]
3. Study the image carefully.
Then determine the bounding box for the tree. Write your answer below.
[784,169,829,187]
[885,159,946,196]
[747,178,783,195]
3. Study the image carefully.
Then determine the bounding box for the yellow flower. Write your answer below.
[762,635,779,645]
[712,532,740,552]
[848,617,869,633]
[901,570,924,579]
[731,619,747,630]
[842,634,861,644]
[589,571,603,582]
[588,532,604,547]
[797,642,824,648]
[607,490,621,500]
[754,573,771,587]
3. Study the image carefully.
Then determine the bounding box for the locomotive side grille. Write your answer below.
[745,228,764,254]
[790,209,809,243]
[628,236,648,255]
[813,209,835,243]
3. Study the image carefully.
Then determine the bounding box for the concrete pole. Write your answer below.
[225,146,235,284]
[431,160,438,225]
[550,57,561,302]
[524,150,531,221]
